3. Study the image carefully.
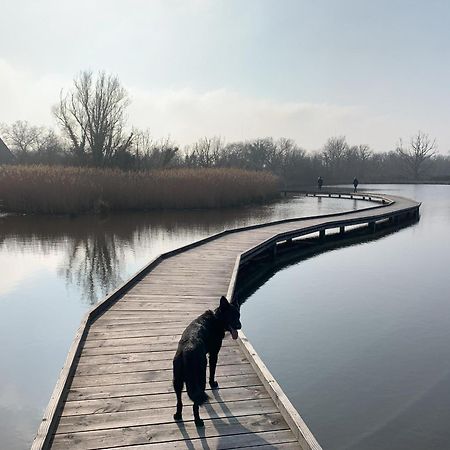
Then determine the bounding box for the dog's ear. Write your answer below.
[219,296,230,309]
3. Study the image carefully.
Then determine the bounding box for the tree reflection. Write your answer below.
[60,232,125,305]
[1,194,347,305]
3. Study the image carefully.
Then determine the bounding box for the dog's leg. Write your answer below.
[193,403,204,427]
[173,380,183,421]
[173,357,184,421]
[209,352,219,389]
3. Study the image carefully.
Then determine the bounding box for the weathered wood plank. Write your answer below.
[71,363,253,388]
[77,346,243,366]
[57,398,279,433]
[63,385,270,416]
[80,337,238,356]
[51,412,289,450]
[100,429,299,450]
[75,353,249,375]
[67,373,263,401]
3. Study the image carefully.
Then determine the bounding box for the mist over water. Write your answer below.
[0,195,360,450]
[241,184,450,450]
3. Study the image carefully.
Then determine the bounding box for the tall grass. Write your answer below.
[0,165,279,214]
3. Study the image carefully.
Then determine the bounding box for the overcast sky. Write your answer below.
[1,0,449,152]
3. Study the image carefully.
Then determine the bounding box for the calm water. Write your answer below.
[0,195,360,450]
[241,184,450,450]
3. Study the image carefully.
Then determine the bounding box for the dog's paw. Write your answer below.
[173,412,182,421]
[195,418,204,428]
[209,380,219,389]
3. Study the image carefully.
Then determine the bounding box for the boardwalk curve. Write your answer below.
[32,192,420,450]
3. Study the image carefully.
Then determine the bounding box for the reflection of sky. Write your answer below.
[0,195,362,449]
[242,184,450,450]
[0,251,62,296]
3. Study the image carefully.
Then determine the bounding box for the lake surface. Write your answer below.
[0,195,361,450]
[241,184,450,450]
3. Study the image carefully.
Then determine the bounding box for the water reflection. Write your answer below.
[1,197,365,304]
[241,184,450,450]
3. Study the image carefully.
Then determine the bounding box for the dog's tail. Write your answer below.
[186,381,209,405]
[183,351,209,405]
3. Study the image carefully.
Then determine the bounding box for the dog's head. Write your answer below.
[217,296,241,340]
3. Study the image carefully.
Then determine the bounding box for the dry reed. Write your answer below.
[0,165,279,214]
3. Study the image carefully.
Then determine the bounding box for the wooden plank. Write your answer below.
[100,429,299,450]
[83,334,182,348]
[80,338,238,356]
[78,346,242,366]
[67,373,263,401]
[57,398,279,433]
[63,385,270,416]
[51,412,289,450]
[92,317,191,326]
[87,325,188,339]
[75,353,249,375]
[71,363,253,388]
[108,303,211,312]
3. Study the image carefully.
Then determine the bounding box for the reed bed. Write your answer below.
[0,165,279,214]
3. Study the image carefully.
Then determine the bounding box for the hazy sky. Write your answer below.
[1,0,449,152]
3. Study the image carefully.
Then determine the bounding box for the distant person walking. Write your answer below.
[317,176,323,191]
[353,177,359,193]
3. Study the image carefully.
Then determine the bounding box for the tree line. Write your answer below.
[1,70,449,185]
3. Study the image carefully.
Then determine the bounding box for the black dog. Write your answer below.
[172,296,242,427]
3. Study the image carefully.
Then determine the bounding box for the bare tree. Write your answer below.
[1,121,40,157]
[185,137,224,167]
[53,70,133,165]
[132,129,179,169]
[0,121,65,163]
[396,131,436,180]
[322,136,348,181]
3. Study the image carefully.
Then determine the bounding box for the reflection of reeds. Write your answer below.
[0,166,278,214]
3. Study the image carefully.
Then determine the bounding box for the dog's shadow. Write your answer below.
[174,388,278,450]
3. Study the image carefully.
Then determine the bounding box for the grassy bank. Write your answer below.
[0,165,279,214]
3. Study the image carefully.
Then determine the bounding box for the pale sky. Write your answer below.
[1,0,449,152]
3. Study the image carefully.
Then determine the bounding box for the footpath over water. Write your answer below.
[33,192,420,450]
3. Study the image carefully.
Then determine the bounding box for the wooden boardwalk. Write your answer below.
[33,192,420,450]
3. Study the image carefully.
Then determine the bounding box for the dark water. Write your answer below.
[0,195,360,450]
[241,184,450,450]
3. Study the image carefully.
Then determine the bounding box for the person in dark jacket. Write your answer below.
[317,176,323,191]
[353,177,359,193]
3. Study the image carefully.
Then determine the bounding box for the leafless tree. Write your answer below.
[185,137,224,167]
[53,70,133,165]
[1,121,65,163]
[396,131,436,180]
[0,121,41,157]
[322,136,348,181]
[132,129,179,169]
